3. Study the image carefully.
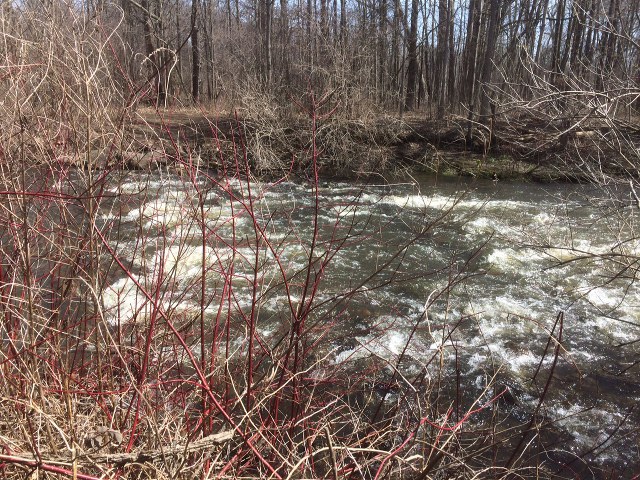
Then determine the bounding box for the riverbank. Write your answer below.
[121,108,640,183]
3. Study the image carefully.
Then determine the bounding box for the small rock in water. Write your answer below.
[497,382,522,407]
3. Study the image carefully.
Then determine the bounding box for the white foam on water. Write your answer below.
[485,248,525,274]
[118,185,245,233]
[139,200,187,229]
[387,331,407,355]
[484,199,536,211]
[544,247,585,262]
[469,295,547,325]
[585,287,622,309]
[333,347,362,364]
[149,242,291,283]
[384,330,428,360]
[345,318,430,362]
[358,192,385,204]
[383,194,470,211]
[102,275,148,325]
[398,194,532,215]
[257,325,277,338]
[570,276,638,320]
[106,178,160,195]
[488,343,546,371]
[385,194,539,213]
[331,202,373,218]
[201,298,252,319]
[584,316,639,343]
[464,216,498,235]
[203,203,234,223]
[102,275,203,326]
[617,297,640,323]
[231,295,256,311]
[622,239,640,257]
[532,212,555,225]
[467,352,488,372]
[484,247,550,276]
[543,239,613,263]
[257,293,301,311]
[157,245,211,280]
[122,206,142,222]
[552,404,626,450]
[276,243,308,262]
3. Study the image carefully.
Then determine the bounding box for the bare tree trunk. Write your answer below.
[419,0,431,110]
[307,0,313,65]
[463,0,482,108]
[446,0,455,110]
[332,0,337,42]
[378,0,388,103]
[564,0,585,73]
[141,0,164,106]
[203,0,215,101]
[390,0,401,98]
[263,0,274,85]
[320,0,328,41]
[435,0,449,115]
[340,0,346,48]
[280,0,289,83]
[175,0,184,93]
[550,0,565,75]
[583,0,597,65]
[479,0,500,119]
[534,0,549,65]
[597,0,619,90]
[404,0,418,110]
[225,0,232,32]
[463,0,482,144]
[191,0,200,102]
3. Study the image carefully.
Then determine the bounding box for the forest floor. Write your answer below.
[124,108,640,182]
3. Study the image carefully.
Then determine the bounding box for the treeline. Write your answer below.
[2,0,639,123]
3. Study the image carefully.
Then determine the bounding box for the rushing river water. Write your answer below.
[100,171,639,476]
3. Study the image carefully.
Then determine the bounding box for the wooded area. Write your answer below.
[3,0,638,119]
[2,0,640,180]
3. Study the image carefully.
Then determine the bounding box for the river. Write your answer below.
[99,170,639,476]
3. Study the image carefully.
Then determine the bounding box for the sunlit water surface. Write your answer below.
[101,172,640,475]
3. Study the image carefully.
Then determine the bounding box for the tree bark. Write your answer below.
[378,0,388,103]
[463,0,482,107]
[479,0,500,119]
[446,0,455,109]
[340,0,346,48]
[280,0,289,82]
[404,0,418,110]
[191,0,200,102]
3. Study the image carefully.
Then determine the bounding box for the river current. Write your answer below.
[100,171,640,475]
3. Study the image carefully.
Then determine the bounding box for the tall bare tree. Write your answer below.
[404,0,419,110]
[479,0,500,119]
[191,0,200,102]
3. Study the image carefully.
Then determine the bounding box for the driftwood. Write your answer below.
[0,430,234,470]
